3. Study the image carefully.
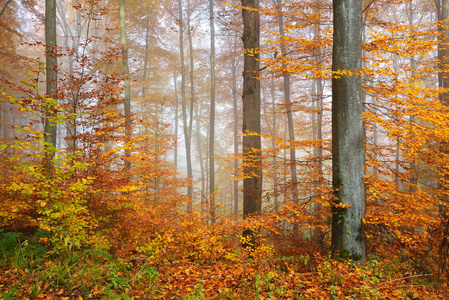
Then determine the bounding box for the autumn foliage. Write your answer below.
[0,0,449,299]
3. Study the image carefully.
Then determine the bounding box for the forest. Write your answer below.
[0,0,448,299]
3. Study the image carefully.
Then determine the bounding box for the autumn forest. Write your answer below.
[0,0,449,299]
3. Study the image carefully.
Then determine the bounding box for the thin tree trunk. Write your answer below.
[232,55,240,215]
[173,74,179,173]
[195,105,205,201]
[209,0,216,223]
[178,0,193,210]
[45,0,58,149]
[270,77,279,212]
[274,0,298,207]
[119,0,132,170]
[187,0,195,209]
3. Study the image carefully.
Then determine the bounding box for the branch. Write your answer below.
[377,274,433,285]
[0,0,13,19]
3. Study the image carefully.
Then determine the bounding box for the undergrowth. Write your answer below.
[0,230,447,299]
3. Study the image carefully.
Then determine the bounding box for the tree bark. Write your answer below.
[178,0,193,210]
[231,50,240,215]
[45,0,58,149]
[331,0,365,263]
[209,0,216,223]
[119,0,132,170]
[241,0,262,249]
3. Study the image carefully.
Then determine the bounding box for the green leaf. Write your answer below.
[0,144,7,151]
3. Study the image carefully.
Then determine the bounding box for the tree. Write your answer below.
[45,0,58,149]
[241,0,262,247]
[331,0,365,262]
[209,0,216,223]
[119,0,132,170]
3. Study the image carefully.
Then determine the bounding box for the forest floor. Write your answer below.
[0,231,447,300]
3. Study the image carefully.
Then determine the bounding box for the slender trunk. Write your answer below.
[142,13,150,100]
[331,0,365,263]
[187,0,195,209]
[312,0,324,247]
[195,106,205,201]
[274,0,298,207]
[270,77,279,212]
[178,0,193,209]
[45,0,58,148]
[407,2,417,191]
[232,57,240,215]
[120,0,132,170]
[173,74,179,173]
[241,0,262,249]
[209,0,216,223]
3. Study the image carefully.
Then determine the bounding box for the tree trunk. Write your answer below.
[119,0,132,170]
[178,0,193,210]
[209,0,216,223]
[173,74,179,173]
[331,0,365,263]
[274,0,298,206]
[231,53,240,215]
[186,0,195,210]
[45,0,58,149]
[241,0,262,249]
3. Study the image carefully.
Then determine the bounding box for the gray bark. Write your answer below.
[178,0,193,209]
[331,0,365,262]
[45,0,58,149]
[209,0,216,223]
[274,0,298,206]
[231,51,240,215]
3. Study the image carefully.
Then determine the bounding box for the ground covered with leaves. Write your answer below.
[0,230,447,300]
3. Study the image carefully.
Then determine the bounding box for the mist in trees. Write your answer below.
[1,0,449,298]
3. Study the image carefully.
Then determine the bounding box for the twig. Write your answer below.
[377,274,433,285]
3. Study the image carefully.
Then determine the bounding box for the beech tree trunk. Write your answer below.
[331,0,365,262]
[45,0,58,148]
[119,0,131,170]
[209,0,216,223]
[241,0,262,248]
[186,0,195,209]
[231,49,240,215]
[178,0,193,210]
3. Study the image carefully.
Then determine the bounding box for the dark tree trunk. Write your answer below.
[241,0,262,249]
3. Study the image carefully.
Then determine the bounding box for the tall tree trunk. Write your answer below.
[312,0,324,247]
[178,0,193,210]
[270,77,279,212]
[331,0,365,263]
[407,1,417,191]
[209,0,216,223]
[45,0,58,149]
[437,0,449,107]
[231,54,240,215]
[119,0,132,170]
[187,0,195,210]
[274,0,298,206]
[173,74,179,173]
[241,0,262,249]
[195,105,205,202]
